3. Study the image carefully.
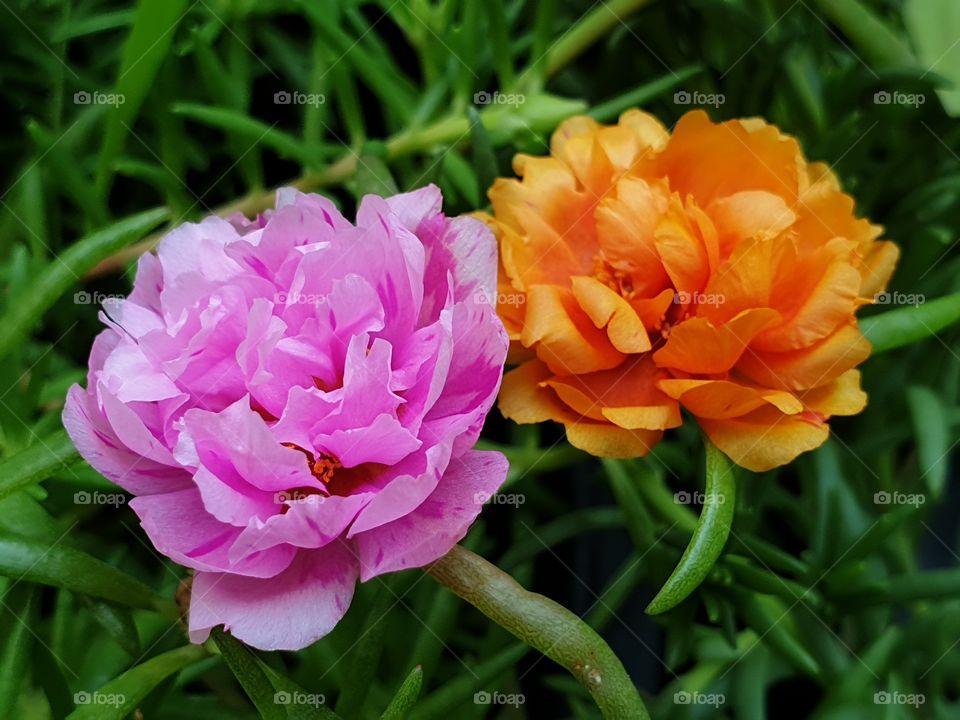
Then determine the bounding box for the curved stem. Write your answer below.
[646,440,737,615]
[427,545,649,720]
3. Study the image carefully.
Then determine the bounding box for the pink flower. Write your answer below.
[63,186,509,650]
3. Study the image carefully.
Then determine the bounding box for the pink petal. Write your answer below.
[188,542,359,651]
[355,450,508,581]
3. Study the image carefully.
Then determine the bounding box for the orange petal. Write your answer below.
[630,288,677,331]
[707,190,796,259]
[658,378,803,419]
[498,359,576,425]
[654,308,781,374]
[654,194,711,297]
[858,240,899,299]
[651,111,802,205]
[735,322,871,391]
[595,176,671,288]
[801,369,867,416]
[752,245,862,352]
[565,421,662,458]
[551,116,617,198]
[571,276,651,353]
[521,284,625,375]
[699,407,829,472]
[546,356,681,430]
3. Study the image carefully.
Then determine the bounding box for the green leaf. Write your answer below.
[82,597,142,658]
[860,292,960,353]
[409,643,527,720]
[483,0,514,89]
[646,441,737,615]
[349,154,400,200]
[907,385,950,496]
[0,430,80,502]
[589,66,703,121]
[603,459,655,550]
[0,532,164,611]
[172,103,337,168]
[0,585,37,717]
[381,666,423,720]
[66,644,207,719]
[811,0,917,69]
[95,0,191,195]
[257,658,340,720]
[0,207,169,363]
[904,0,960,116]
[733,592,821,678]
[335,584,393,717]
[467,106,497,205]
[212,628,286,720]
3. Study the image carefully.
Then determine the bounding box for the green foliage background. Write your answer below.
[0,0,959,718]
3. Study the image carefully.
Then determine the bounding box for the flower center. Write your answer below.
[281,442,341,484]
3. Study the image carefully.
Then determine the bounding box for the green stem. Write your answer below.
[646,441,737,614]
[427,545,649,720]
[89,94,584,277]
[517,0,656,90]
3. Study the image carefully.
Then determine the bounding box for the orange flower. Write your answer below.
[485,110,898,471]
